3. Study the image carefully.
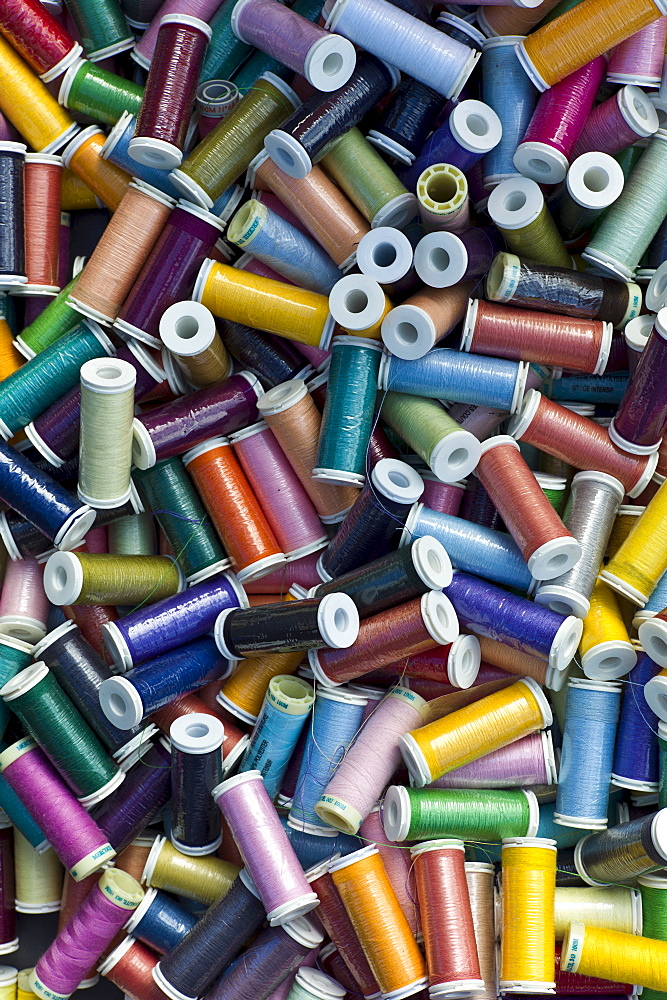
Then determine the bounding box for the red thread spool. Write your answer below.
[0,0,81,80]
[412,839,483,993]
[99,936,166,1000]
[475,435,581,581]
[130,15,212,172]
[184,436,285,584]
[22,153,62,293]
[509,389,657,499]
[62,603,120,661]
[462,299,611,375]
[553,943,632,994]
[370,635,481,690]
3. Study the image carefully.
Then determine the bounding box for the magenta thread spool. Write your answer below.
[170,713,224,856]
[0,557,48,644]
[130,15,212,171]
[0,738,115,880]
[513,56,607,185]
[213,770,319,925]
[610,309,667,455]
[607,16,667,87]
[0,815,17,955]
[420,474,466,515]
[572,86,659,159]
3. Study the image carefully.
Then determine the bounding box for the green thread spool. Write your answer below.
[59,59,144,126]
[488,176,572,269]
[321,127,417,229]
[78,357,136,510]
[14,278,83,358]
[64,0,134,61]
[0,320,112,439]
[534,473,568,515]
[108,513,155,556]
[0,662,122,804]
[659,722,667,808]
[232,52,292,94]
[538,0,584,27]
[639,873,667,993]
[0,638,33,742]
[200,0,254,85]
[43,551,183,606]
[134,458,229,582]
[172,75,298,209]
[381,390,482,483]
[143,834,239,905]
[615,144,644,181]
[382,786,538,843]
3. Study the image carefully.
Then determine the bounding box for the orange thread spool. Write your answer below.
[218,649,303,723]
[0,315,24,380]
[183,436,285,583]
[476,637,551,687]
[0,35,78,152]
[62,126,131,212]
[114,836,156,884]
[23,153,62,292]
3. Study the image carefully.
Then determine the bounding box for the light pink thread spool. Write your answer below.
[0,558,49,643]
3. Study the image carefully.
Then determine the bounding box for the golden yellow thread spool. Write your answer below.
[62,127,131,213]
[329,846,427,997]
[17,969,33,1000]
[142,835,239,906]
[0,967,17,1000]
[61,169,100,211]
[561,921,667,992]
[553,886,640,940]
[0,319,23,381]
[0,36,77,153]
[606,506,645,560]
[579,580,636,681]
[218,650,303,723]
[399,677,552,785]
[501,837,557,992]
[601,479,667,606]
[195,260,333,348]
[14,829,63,914]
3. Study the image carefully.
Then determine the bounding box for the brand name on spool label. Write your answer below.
[319,793,349,814]
[70,842,115,879]
[498,260,520,301]
[15,736,37,753]
[32,980,70,1000]
[564,938,580,972]
[235,216,262,247]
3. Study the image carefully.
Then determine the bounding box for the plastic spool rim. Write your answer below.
[411,535,453,591]
[487,175,543,229]
[356,227,413,284]
[581,639,637,680]
[328,274,387,331]
[513,141,569,185]
[302,34,356,92]
[381,303,436,360]
[264,130,312,180]
[413,230,467,289]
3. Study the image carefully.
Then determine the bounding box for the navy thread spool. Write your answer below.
[154,869,265,1000]
[401,503,532,592]
[444,571,582,672]
[481,36,538,189]
[313,535,451,619]
[575,811,667,886]
[611,652,661,793]
[288,686,367,834]
[215,594,359,658]
[413,226,505,289]
[169,713,224,856]
[555,678,622,831]
[0,141,26,289]
[610,310,667,456]
[313,336,383,488]
[286,821,358,869]
[98,636,230,730]
[90,737,171,855]
[318,458,424,581]
[102,572,248,671]
[368,79,448,166]
[219,321,312,389]
[114,200,224,348]
[264,55,399,180]
[102,112,182,201]
[123,885,197,955]
[402,100,503,191]
[130,15,212,171]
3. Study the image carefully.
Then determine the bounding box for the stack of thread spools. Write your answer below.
[2,0,667,996]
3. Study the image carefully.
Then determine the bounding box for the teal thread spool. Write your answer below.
[64,0,134,61]
[0,637,33,741]
[59,59,144,126]
[134,457,230,582]
[14,277,83,359]
[382,786,539,843]
[0,320,113,438]
[0,662,123,805]
[313,336,383,487]
[108,513,155,556]
[200,0,254,84]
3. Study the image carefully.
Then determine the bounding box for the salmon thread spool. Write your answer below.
[500,837,557,993]
[22,153,62,293]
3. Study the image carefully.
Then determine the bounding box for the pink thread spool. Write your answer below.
[0,557,49,644]
[420,474,466,515]
[360,807,420,938]
[428,730,557,789]
[0,737,115,880]
[131,0,222,68]
[241,550,323,594]
[608,16,667,87]
[514,56,607,184]
[572,86,659,159]
[213,770,319,925]
[83,526,108,554]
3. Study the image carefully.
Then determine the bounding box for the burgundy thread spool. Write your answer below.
[196,80,240,138]
[130,15,212,171]
[0,0,82,81]
[609,309,667,455]
[0,815,17,955]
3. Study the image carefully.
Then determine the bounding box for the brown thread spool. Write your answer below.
[159,301,231,388]
[22,154,62,293]
[257,380,358,522]
[114,836,156,884]
[69,181,174,325]
[381,280,474,360]
[476,636,552,687]
[477,0,562,36]
[61,126,131,212]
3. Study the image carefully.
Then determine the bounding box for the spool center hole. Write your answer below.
[396,321,418,344]
[650,635,667,658]
[344,289,369,314]
[55,567,68,589]
[527,158,551,175]
[551,600,573,616]
[427,549,442,572]
[583,166,609,192]
[436,603,449,627]
[547,553,569,570]
[426,173,458,204]
[429,247,451,272]
[634,98,649,120]
[449,447,468,469]
[466,113,489,136]
[322,51,343,76]
[175,316,200,340]
[372,242,397,268]
[279,678,308,698]
[185,722,209,739]
[334,608,348,631]
[202,82,232,101]
[96,365,123,380]
[504,191,527,212]
[600,655,621,670]
[387,469,411,489]
[110,693,126,716]
[276,147,295,170]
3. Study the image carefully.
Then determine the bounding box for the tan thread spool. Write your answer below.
[159,301,231,388]
[114,836,156,883]
[465,862,497,1000]
[478,0,562,36]
[381,280,474,359]
[62,126,131,212]
[69,181,174,325]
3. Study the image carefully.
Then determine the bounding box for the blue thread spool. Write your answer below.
[612,652,661,793]
[555,678,622,830]
[124,885,197,954]
[0,773,47,850]
[402,100,502,190]
[481,36,537,189]
[170,713,224,856]
[550,374,630,405]
[283,819,358,869]
[101,111,182,200]
[0,141,26,289]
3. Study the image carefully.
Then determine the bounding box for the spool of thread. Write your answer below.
[464,862,496,1000]
[101,112,181,202]
[13,277,83,359]
[379,280,474,360]
[501,837,557,992]
[170,712,223,855]
[159,302,230,388]
[0,0,82,80]
[477,634,562,687]
[0,142,25,291]
[381,391,482,483]
[65,0,133,60]
[0,820,16,953]
[221,321,313,387]
[608,15,667,85]
[481,35,538,189]
[420,475,465,516]
[638,607,667,668]
[611,652,660,791]
[560,921,667,992]
[412,839,484,994]
[554,885,640,939]
[488,175,571,268]
[601,480,667,605]
[480,0,561,36]
[573,85,659,159]
[143,834,239,906]
[413,227,504,291]
[329,276,392,339]
[0,36,78,153]
[217,639,303,723]
[62,126,131,212]
[403,99,503,190]
[114,836,157,884]
[384,786,539,842]
[14,828,61,915]
[98,937,167,1000]
[130,15,212,171]
[58,59,143,127]
[578,580,637,680]
[416,163,470,234]
[0,559,48,644]
[356,226,415,287]
[197,80,239,136]
[399,675,552,785]
[610,311,667,454]
[61,603,119,662]
[575,811,667,885]
[60,168,99,210]
[44,550,181,606]
[555,153,627,243]
[368,78,447,164]
[430,730,556,788]
[77,357,136,510]
[21,153,61,293]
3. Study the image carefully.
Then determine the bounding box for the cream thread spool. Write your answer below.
[417,163,470,233]
[77,358,137,510]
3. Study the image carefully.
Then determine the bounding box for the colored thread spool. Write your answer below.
[573,85,659,159]
[380,280,474,360]
[487,175,571,267]
[101,112,181,202]
[14,277,83,358]
[130,15,211,171]
[0,821,16,952]
[197,80,240,135]
[77,357,136,510]
[637,605,667,669]
[131,0,220,68]
[0,142,25,290]
[611,652,660,791]
[21,153,62,293]
[413,227,504,291]
[58,59,143,127]
[0,0,82,80]
[481,35,538,189]
[329,276,392,339]
[159,302,230,388]
[356,226,415,286]
[169,713,223,855]
[14,828,62,915]
[381,391,482,483]
[611,311,667,454]
[124,884,202,955]
[403,99,503,189]
[196,260,334,349]
[554,885,640,939]
[608,15,667,85]
[384,786,538,842]
[57,871,99,990]
[183,435,285,582]
[329,845,427,997]
[417,163,469,234]
[575,811,667,885]
[602,480,667,605]
[326,0,477,98]
[170,74,298,209]
[508,389,657,498]
[218,648,304,724]
[0,774,45,851]
[108,512,154,556]
[420,475,465,515]
[60,168,99,210]
[479,0,562,35]
[65,0,133,60]
[464,862,496,1000]
[0,638,33,738]
[638,873,667,960]
[412,839,484,994]
[98,937,166,1000]
[199,0,252,82]
[501,837,557,992]
[44,551,181,606]
[357,804,419,933]
[241,675,314,800]
[222,321,313,387]
[62,126,131,212]
[561,921,667,992]
[431,729,556,788]
[284,968,345,1000]
[578,580,636,680]
[0,968,17,1000]
[0,37,78,153]
[0,559,48,644]
[554,153,627,243]
[368,77,447,164]
[143,833,239,906]
[400,675,552,785]
[98,636,227,729]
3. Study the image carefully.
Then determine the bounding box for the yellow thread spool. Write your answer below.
[62,126,131,213]
[142,835,239,906]
[561,921,667,992]
[553,886,640,940]
[218,650,303,723]
[399,677,552,785]
[0,37,78,153]
[14,829,63,914]
[488,176,571,269]
[17,969,33,1000]
[329,846,427,997]
[606,505,645,560]
[501,837,557,992]
[195,260,334,348]
[61,169,100,211]
[579,580,637,681]
[601,479,667,606]
[0,967,17,1000]
[0,319,23,381]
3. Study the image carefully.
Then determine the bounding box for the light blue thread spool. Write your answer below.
[555,677,622,831]
[102,112,182,200]
[380,349,527,413]
[211,183,244,222]
[288,686,367,833]
[550,374,630,404]
[481,36,537,188]
[401,502,532,591]
[634,568,667,632]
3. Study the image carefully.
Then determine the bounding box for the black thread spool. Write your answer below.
[215,594,358,658]
[0,142,26,288]
[219,320,312,388]
[170,713,224,856]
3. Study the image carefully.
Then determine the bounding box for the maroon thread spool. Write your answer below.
[129,14,212,171]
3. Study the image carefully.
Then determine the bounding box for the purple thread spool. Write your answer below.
[428,730,556,789]
[131,0,222,69]
[413,226,505,289]
[572,86,659,159]
[402,100,503,190]
[420,474,466,515]
[0,817,17,954]
[213,770,319,925]
[610,310,667,455]
[132,371,262,469]
[608,16,667,87]
[242,550,323,595]
[0,737,115,880]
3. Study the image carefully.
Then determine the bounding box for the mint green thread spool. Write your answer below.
[59,59,144,126]
[381,390,481,483]
[14,277,83,358]
[382,786,538,843]
[0,637,33,741]
[108,512,155,556]
[78,357,137,510]
[285,968,346,1000]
